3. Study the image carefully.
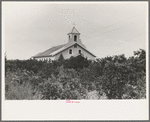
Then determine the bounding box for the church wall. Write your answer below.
[54,45,95,60]
[35,57,54,62]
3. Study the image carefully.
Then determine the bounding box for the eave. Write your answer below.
[32,55,53,58]
[53,43,96,57]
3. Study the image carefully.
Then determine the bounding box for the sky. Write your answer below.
[2,2,148,60]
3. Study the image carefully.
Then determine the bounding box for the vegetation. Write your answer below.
[5,49,146,100]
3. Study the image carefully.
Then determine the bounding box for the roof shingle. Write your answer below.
[33,44,65,57]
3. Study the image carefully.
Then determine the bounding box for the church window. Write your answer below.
[69,35,70,40]
[69,49,72,54]
[79,50,81,54]
[74,35,77,41]
[74,44,77,48]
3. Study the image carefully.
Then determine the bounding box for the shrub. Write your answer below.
[5,82,33,100]
[41,81,63,100]
[5,49,146,100]
[63,55,90,70]
[122,76,146,99]
[85,90,100,100]
[61,90,82,99]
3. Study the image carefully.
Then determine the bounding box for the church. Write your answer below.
[32,27,96,62]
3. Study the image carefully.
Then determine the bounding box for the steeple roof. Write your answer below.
[68,27,80,34]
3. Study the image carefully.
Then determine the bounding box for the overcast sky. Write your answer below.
[2,2,148,60]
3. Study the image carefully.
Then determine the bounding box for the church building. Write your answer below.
[32,27,96,62]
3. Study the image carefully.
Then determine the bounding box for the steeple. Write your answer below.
[68,27,80,35]
[68,27,80,42]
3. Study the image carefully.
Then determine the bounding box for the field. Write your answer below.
[5,49,146,100]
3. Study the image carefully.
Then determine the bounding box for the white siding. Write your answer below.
[54,45,95,60]
[35,57,54,62]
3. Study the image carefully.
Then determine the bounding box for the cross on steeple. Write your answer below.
[72,22,76,27]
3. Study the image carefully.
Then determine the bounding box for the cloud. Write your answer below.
[3,2,147,60]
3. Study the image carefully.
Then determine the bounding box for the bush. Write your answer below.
[63,55,90,70]
[5,82,33,100]
[5,49,146,100]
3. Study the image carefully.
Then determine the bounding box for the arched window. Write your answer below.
[79,50,81,54]
[69,49,72,54]
[69,35,70,40]
[74,35,77,41]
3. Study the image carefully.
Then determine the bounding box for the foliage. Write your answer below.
[5,49,146,100]
[58,53,65,63]
[5,70,42,100]
[5,59,46,73]
[63,55,91,70]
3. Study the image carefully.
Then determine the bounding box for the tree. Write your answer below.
[58,53,65,63]
[64,55,90,70]
[99,55,129,99]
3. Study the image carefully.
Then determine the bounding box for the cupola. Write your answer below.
[68,27,80,42]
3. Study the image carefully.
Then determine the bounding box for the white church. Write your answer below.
[32,27,96,62]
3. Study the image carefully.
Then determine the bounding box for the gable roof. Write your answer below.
[68,27,80,34]
[33,44,65,58]
[33,42,96,58]
[53,43,96,57]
